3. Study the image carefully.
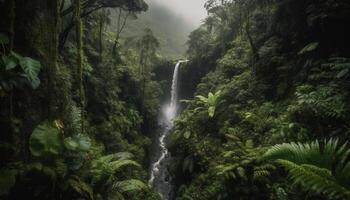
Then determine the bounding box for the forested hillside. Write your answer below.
[0,0,350,200]
[172,1,350,199]
[112,2,193,57]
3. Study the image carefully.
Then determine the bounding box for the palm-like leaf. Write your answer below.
[195,90,221,117]
[195,95,208,104]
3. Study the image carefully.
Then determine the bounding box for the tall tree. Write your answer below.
[0,0,62,157]
[59,0,148,51]
[137,28,159,112]
[74,0,85,134]
[111,9,137,58]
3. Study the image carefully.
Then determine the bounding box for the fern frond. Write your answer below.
[216,164,238,175]
[277,159,350,200]
[109,160,140,172]
[113,179,148,193]
[253,164,275,180]
[67,175,94,200]
[253,169,270,180]
[236,167,246,179]
[335,162,350,188]
[114,152,135,160]
[264,139,349,170]
[265,139,350,199]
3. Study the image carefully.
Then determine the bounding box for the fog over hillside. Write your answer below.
[151,0,207,26]
[113,0,207,57]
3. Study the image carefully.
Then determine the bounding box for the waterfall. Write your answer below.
[149,60,186,200]
[165,62,180,122]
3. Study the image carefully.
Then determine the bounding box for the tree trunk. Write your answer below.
[99,12,103,63]
[74,0,85,135]
[0,0,61,158]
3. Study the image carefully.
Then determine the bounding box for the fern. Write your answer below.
[67,175,94,200]
[277,159,350,199]
[253,164,276,180]
[215,138,273,182]
[109,159,140,171]
[90,155,140,178]
[264,139,350,169]
[264,139,350,199]
[88,152,147,199]
[114,152,135,160]
[290,85,345,119]
[113,179,148,193]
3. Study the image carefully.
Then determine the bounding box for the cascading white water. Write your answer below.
[149,60,186,200]
[165,62,180,122]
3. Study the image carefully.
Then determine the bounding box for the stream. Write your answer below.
[149,60,186,200]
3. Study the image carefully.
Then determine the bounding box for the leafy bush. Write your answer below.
[289,85,345,119]
[195,90,222,118]
[89,153,148,199]
[29,122,63,157]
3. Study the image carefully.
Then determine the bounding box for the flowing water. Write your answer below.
[149,60,186,200]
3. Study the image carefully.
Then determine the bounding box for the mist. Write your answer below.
[148,0,208,26]
[116,0,208,57]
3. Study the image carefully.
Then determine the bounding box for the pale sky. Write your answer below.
[148,0,208,26]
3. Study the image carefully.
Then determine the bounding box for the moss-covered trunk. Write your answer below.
[0,0,61,159]
[74,0,85,134]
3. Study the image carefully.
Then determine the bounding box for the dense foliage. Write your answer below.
[171,0,350,199]
[0,0,162,199]
[0,0,350,200]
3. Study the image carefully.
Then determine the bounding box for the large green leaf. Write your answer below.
[29,122,63,157]
[19,57,41,78]
[19,56,41,88]
[64,134,91,152]
[195,95,208,103]
[195,90,221,117]
[4,52,42,89]
[2,55,17,70]
[208,106,215,117]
